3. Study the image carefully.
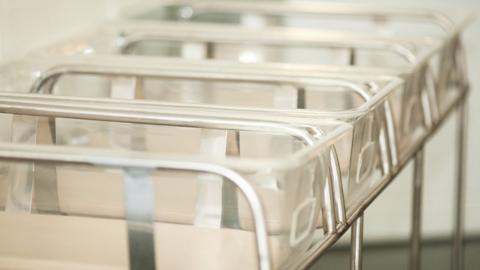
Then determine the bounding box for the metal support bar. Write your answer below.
[206,42,215,58]
[33,117,60,213]
[5,115,36,212]
[323,164,337,234]
[31,76,61,213]
[299,91,468,270]
[124,168,156,270]
[410,149,424,270]
[221,130,241,228]
[452,101,467,270]
[349,47,357,66]
[351,214,364,270]
[330,147,346,224]
[0,144,273,270]
[297,87,306,109]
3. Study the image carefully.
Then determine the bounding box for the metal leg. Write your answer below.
[452,101,467,270]
[410,149,424,270]
[351,215,364,270]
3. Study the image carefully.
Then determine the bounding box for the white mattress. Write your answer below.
[0,212,298,270]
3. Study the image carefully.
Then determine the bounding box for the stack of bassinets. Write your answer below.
[0,1,472,270]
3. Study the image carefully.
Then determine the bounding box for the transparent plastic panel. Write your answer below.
[1,14,441,230]
[19,20,445,143]
[0,56,408,225]
[118,2,470,131]
[0,163,271,269]
[35,73,367,113]
[0,111,350,269]
[0,114,311,158]
[21,3,465,134]
[122,40,412,69]
[132,2,457,38]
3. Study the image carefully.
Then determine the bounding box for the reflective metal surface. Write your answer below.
[0,2,473,270]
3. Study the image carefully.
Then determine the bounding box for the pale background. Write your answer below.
[0,0,478,242]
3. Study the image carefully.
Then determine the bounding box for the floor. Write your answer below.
[309,236,480,270]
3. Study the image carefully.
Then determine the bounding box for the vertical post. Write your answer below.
[349,47,357,66]
[206,41,241,229]
[330,147,346,225]
[124,168,156,270]
[410,149,424,270]
[206,42,215,59]
[346,48,356,109]
[351,215,364,270]
[5,115,36,212]
[221,130,241,229]
[7,76,61,213]
[452,101,467,270]
[34,116,60,213]
[33,76,60,213]
[297,87,306,109]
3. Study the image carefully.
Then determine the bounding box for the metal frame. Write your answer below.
[3,55,468,270]
[300,41,470,267]
[0,88,467,269]
[0,2,472,269]
[17,56,405,224]
[0,143,273,270]
[114,22,422,64]
[37,20,448,166]
[105,13,466,270]
[8,39,468,270]
[299,88,469,270]
[0,63,470,270]
[0,91,361,270]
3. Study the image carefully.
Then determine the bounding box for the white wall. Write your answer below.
[0,0,137,64]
